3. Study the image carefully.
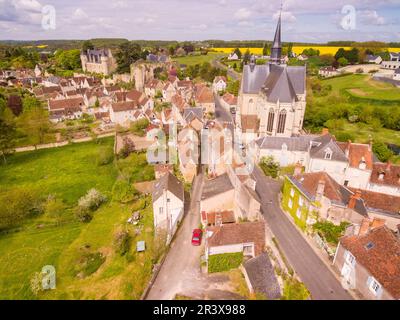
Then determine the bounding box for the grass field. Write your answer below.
[214,47,400,56]
[173,52,226,66]
[322,74,400,102]
[0,138,157,299]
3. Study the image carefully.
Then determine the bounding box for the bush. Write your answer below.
[75,189,106,222]
[44,195,66,221]
[259,156,279,178]
[112,178,139,203]
[373,142,394,162]
[208,252,243,273]
[312,221,349,245]
[129,118,149,137]
[96,147,114,166]
[113,229,131,256]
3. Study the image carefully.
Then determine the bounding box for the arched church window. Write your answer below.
[277,110,287,134]
[267,108,275,132]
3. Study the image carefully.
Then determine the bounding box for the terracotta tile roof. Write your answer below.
[201,211,236,226]
[370,162,400,188]
[241,115,259,132]
[126,89,144,102]
[214,76,227,83]
[113,91,127,102]
[341,226,400,299]
[48,97,84,111]
[195,86,214,104]
[349,188,400,216]
[171,94,187,111]
[337,142,373,170]
[145,79,161,89]
[105,85,120,92]
[207,222,265,256]
[177,80,193,89]
[222,93,237,105]
[111,101,136,112]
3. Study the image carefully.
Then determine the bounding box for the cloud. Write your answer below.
[72,8,89,21]
[191,24,208,30]
[273,10,297,23]
[0,0,42,24]
[234,8,251,20]
[359,10,386,26]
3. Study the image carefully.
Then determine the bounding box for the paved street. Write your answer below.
[211,58,241,81]
[252,167,352,300]
[146,173,204,300]
[214,93,234,133]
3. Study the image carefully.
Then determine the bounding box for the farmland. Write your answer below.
[0,138,158,299]
[214,47,400,56]
[173,52,226,66]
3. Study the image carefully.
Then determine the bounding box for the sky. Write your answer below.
[0,0,400,42]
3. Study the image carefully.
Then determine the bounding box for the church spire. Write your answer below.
[270,3,282,64]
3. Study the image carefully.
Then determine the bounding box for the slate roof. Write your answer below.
[262,64,298,103]
[152,172,184,203]
[243,253,281,299]
[183,107,203,123]
[309,134,348,162]
[201,173,234,200]
[242,64,306,98]
[255,135,315,152]
[341,226,400,299]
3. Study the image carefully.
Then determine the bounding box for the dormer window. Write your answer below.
[378,172,385,181]
[359,157,367,170]
[324,148,332,160]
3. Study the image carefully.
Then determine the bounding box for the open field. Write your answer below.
[214,47,400,56]
[0,138,157,299]
[173,52,226,66]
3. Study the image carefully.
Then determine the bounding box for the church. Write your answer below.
[237,13,307,141]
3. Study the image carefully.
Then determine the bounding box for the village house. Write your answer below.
[365,55,383,65]
[212,76,227,93]
[228,52,239,61]
[194,84,215,114]
[48,97,84,123]
[144,79,164,98]
[162,82,177,102]
[394,68,400,81]
[381,60,400,70]
[109,101,141,126]
[220,92,238,113]
[205,222,266,259]
[177,126,199,183]
[297,54,308,61]
[182,107,203,131]
[389,52,400,62]
[171,94,189,125]
[319,66,340,78]
[333,220,400,300]
[367,162,400,196]
[152,172,185,243]
[154,164,174,180]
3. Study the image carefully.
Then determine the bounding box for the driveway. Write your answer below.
[252,167,352,300]
[146,173,205,300]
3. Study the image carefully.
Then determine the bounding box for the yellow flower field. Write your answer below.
[215,47,400,55]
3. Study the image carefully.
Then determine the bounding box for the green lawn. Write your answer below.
[322,74,400,102]
[173,52,226,66]
[0,138,157,299]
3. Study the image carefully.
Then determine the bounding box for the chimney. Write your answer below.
[345,140,351,158]
[348,190,362,210]
[368,136,373,152]
[321,128,329,136]
[316,179,325,201]
[386,161,392,172]
[294,162,303,176]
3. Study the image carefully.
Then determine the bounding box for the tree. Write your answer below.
[373,142,393,162]
[259,156,280,178]
[116,42,143,73]
[337,57,349,67]
[226,80,240,96]
[19,96,50,148]
[262,43,270,56]
[287,43,294,57]
[54,49,81,70]
[233,48,242,60]
[82,40,94,52]
[242,49,251,65]
[0,117,16,164]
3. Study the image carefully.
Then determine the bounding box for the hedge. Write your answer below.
[208,252,243,273]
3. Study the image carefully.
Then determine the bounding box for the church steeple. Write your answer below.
[270,4,282,64]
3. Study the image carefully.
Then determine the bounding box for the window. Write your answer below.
[267,108,275,132]
[324,148,332,160]
[296,209,301,219]
[290,188,295,197]
[344,180,349,186]
[368,277,382,296]
[277,110,287,134]
[345,251,356,266]
[299,197,304,207]
[288,199,293,209]
[159,207,163,216]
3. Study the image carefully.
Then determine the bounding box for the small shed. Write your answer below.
[137,241,146,252]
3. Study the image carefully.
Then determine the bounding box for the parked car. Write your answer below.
[191,229,203,246]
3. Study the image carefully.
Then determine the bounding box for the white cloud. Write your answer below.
[191,24,208,30]
[359,10,386,26]
[273,10,297,23]
[72,8,89,20]
[234,8,251,20]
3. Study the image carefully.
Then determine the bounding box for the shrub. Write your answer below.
[30,272,44,296]
[259,156,279,178]
[281,277,310,300]
[208,252,243,273]
[113,229,131,256]
[96,147,114,166]
[75,189,106,222]
[112,178,138,203]
[129,118,149,137]
[44,195,66,221]
[373,142,394,162]
[312,221,349,245]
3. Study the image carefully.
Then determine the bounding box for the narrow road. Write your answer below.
[211,58,241,81]
[252,167,352,300]
[146,173,204,300]
[214,93,234,133]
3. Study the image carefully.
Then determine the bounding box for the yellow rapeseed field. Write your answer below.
[215,46,400,55]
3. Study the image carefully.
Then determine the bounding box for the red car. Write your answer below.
[191,229,203,246]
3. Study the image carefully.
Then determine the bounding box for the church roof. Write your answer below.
[262,64,298,103]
